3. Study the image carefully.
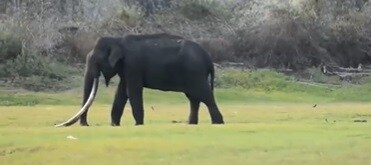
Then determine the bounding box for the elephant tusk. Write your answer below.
[55,78,98,127]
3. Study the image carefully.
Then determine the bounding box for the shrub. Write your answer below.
[214,68,340,97]
[0,32,21,63]
[142,0,234,39]
[98,5,144,35]
[229,0,371,69]
[0,95,40,106]
[19,75,77,92]
[324,3,371,67]
[198,38,236,62]
[2,50,81,91]
[215,68,291,91]
[231,1,333,70]
[2,0,371,92]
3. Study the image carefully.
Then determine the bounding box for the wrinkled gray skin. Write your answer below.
[75,33,224,126]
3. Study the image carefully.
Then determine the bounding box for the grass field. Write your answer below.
[1,71,371,164]
[1,86,371,164]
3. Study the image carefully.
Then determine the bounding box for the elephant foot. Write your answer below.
[212,120,224,124]
[188,118,198,125]
[135,122,144,126]
[188,121,198,125]
[111,123,120,126]
[211,121,224,124]
[79,118,90,126]
[211,114,224,124]
[80,122,90,126]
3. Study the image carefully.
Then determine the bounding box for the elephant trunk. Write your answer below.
[83,73,99,106]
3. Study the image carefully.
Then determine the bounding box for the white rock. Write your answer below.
[67,135,78,140]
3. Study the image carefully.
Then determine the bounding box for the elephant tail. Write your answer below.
[209,65,215,92]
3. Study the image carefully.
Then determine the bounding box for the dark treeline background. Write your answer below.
[0,0,370,90]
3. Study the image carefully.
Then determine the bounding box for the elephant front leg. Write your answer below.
[111,79,128,126]
[128,84,144,125]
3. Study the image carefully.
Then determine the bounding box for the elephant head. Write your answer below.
[55,37,124,127]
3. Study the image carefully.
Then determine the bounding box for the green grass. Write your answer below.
[1,84,371,107]
[0,103,370,164]
[2,69,371,106]
[1,70,371,164]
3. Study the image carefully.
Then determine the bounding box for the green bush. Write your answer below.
[1,0,371,93]
[20,75,73,91]
[229,0,371,69]
[214,68,340,97]
[165,0,232,21]
[2,50,81,91]
[0,94,40,106]
[0,33,22,63]
[215,69,291,91]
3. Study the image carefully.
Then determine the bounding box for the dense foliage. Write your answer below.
[0,0,370,90]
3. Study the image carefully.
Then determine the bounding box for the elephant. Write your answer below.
[55,33,224,127]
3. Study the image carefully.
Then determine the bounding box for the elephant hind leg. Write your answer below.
[202,94,224,124]
[186,83,224,124]
[186,94,200,124]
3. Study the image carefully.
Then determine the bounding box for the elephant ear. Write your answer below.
[108,46,123,68]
